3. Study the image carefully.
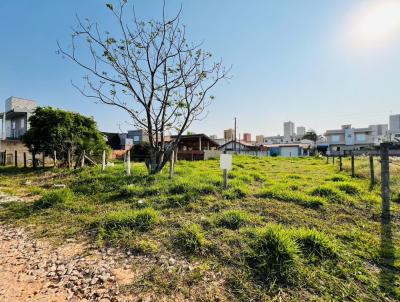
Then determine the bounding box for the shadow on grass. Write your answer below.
[379,195,399,299]
[0,166,54,176]
[0,201,35,221]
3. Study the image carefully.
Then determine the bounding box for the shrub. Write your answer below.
[335,182,361,196]
[175,223,206,254]
[245,225,300,284]
[102,208,160,231]
[256,187,326,208]
[291,228,338,260]
[33,188,73,209]
[216,210,251,230]
[310,185,345,203]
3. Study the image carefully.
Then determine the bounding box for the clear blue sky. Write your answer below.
[1,0,400,137]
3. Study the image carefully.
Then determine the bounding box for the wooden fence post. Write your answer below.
[369,154,375,186]
[351,153,355,177]
[23,152,27,168]
[102,150,106,172]
[14,150,18,167]
[32,151,37,169]
[332,155,335,165]
[126,150,131,176]
[4,150,7,166]
[339,156,343,171]
[42,153,45,168]
[169,150,175,179]
[326,155,329,164]
[67,149,71,169]
[380,143,390,222]
[223,169,228,189]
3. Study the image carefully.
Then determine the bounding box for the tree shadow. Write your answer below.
[379,196,399,299]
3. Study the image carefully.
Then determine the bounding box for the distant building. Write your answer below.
[127,129,149,145]
[224,129,234,140]
[256,135,265,144]
[243,133,251,142]
[218,140,259,152]
[209,135,218,139]
[1,96,37,140]
[283,121,295,138]
[390,114,400,132]
[267,143,311,157]
[324,124,374,152]
[296,126,306,137]
[368,124,389,145]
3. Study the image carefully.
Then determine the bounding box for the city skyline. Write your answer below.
[1,0,400,136]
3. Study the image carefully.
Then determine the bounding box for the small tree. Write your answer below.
[23,107,109,166]
[58,0,229,174]
[302,130,318,143]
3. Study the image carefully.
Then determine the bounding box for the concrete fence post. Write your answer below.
[81,150,85,168]
[380,143,390,222]
[126,150,131,176]
[169,150,175,179]
[67,149,71,169]
[53,150,57,168]
[102,150,106,172]
[369,154,375,186]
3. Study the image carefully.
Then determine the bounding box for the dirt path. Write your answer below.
[0,224,136,302]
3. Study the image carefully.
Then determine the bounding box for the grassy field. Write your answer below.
[0,156,399,301]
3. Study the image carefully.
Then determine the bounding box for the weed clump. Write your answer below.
[102,208,160,232]
[33,188,73,209]
[256,187,326,208]
[310,185,345,203]
[175,223,206,254]
[291,228,338,260]
[245,225,300,284]
[327,175,347,182]
[216,210,252,230]
[335,182,361,195]
[223,185,249,200]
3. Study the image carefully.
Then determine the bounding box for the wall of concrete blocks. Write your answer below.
[0,140,49,166]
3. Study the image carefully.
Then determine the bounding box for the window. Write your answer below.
[133,135,140,142]
[331,135,340,143]
[20,119,24,128]
[356,133,366,142]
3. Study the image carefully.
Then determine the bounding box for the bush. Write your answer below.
[216,210,251,230]
[335,182,361,195]
[175,223,206,254]
[102,208,160,231]
[310,185,345,203]
[245,225,300,284]
[33,188,73,209]
[291,228,338,260]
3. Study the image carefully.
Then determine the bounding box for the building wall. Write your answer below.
[127,129,149,145]
[283,121,295,137]
[224,129,234,140]
[256,135,265,143]
[243,133,251,142]
[296,126,305,137]
[5,97,37,112]
[390,114,400,131]
[0,140,30,165]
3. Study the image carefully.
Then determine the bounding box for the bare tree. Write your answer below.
[58,0,229,174]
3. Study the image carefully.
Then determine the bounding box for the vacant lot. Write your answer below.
[1,156,399,301]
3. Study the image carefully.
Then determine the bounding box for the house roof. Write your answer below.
[265,143,311,149]
[325,128,373,135]
[165,133,220,148]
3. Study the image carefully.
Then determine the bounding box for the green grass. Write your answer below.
[0,156,399,301]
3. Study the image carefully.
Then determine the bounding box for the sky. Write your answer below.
[1,0,400,138]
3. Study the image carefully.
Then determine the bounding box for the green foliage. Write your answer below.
[102,208,160,232]
[245,225,300,284]
[302,130,317,142]
[131,142,151,162]
[327,175,347,182]
[33,188,74,209]
[291,228,338,260]
[215,210,252,230]
[175,223,206,254]
[23,107,110,164]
